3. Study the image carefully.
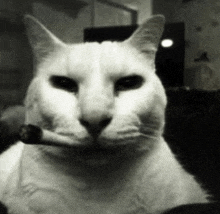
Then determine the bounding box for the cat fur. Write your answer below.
[0,15,209,214]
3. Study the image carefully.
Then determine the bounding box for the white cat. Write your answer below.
[0,15,209,214]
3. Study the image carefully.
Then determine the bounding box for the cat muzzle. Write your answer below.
[19,124,77,147]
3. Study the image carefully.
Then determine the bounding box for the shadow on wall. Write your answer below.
[37,0,88,19]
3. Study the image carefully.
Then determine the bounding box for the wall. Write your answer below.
[32,0,91,43]
[0,0,32,109]
[153,0,220,90]
[111,0,152,24]
[32,0,152,43]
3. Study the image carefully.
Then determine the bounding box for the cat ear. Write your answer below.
[24,15,64,62]
[124,15,165,56]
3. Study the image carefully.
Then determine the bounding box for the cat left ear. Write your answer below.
[124,15,165,56]
[24,15,64,63]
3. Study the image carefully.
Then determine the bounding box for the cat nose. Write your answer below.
[79,114,112,138]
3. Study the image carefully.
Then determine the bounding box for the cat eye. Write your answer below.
[50,76,78,93]
[115,75,144,92]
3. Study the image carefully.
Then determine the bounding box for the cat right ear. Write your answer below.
[24,15,64,62]
[124,15,165,57]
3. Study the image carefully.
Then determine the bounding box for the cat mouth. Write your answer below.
[19,124,148,165]
[19,124,149,151]
[74,145,124,158]
[19,124,134,148]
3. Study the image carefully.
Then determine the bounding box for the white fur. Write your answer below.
[0,15,209,214]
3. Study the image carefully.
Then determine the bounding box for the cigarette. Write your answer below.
[19,124,77,147]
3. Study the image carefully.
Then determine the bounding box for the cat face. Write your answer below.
[24,15,166,157]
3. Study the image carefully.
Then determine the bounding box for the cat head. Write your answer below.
[24,15,166,160]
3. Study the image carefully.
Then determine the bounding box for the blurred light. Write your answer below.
[161,39,174,48]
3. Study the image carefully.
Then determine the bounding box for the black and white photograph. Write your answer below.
[0,0,220,213]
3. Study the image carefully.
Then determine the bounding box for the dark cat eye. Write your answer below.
[50,76,78,93]
[115,75,144,91]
